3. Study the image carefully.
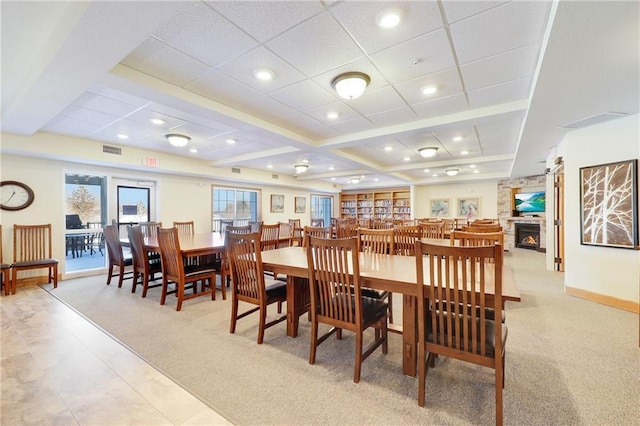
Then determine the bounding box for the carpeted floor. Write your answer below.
[43,249,639,425]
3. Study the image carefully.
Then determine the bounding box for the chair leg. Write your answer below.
[418,346,428,407]
[354,331,363,383]
[176,281,184,311]
[257,305,267,344]
[388,292,394,323]
[230,298,238,334]
[218,275,225,300]
[309,318,318,365]
[106,264,114,285]
[131,272,139,293]
[160,278,169,305]
[52,265,58,289]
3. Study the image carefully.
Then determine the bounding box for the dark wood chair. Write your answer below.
[356,228,395,322]
[421,222,445,239]
[127,225,162,297]
[11,224,59,293]
[288,219,302,246]
[139,221,162,239]
[227,231,287,344]
[306,235,388,383]
[0,225,11,295]
[277,222,293,248]
[259,223,280,251]
[415,242,506,424]
[215,225,252,289]
[335,223,359,239]
[173,220,195,236]
[157,227,216,311]
[103,224,133,288]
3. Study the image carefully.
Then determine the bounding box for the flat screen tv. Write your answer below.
[514,191,545,213]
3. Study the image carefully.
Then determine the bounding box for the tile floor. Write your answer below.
[0,285,231,425]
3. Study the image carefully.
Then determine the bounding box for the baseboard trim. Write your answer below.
[566,286,639,313]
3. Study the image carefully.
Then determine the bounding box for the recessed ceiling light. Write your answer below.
[331,177,336,181]
[267,164,273,169]
[453,135,463,142]
[253,68,274,80]
[403,157,410,161]
[374,178,379,182]
[226,138,236,145]
[445,168,460,176]
[421,85,438,96]
[150,118,165,125]
[326,111,339,119]
[423,169,430,173]
[469,164,476,168]
[189,148,198,153]
[432,173,438,177]
[461,150,469,155]
[384,146,393,151]
[376,8,403,28]
[473,170,479,174]
[117,133,128,139]
[328,166,335,170]
[302,159,309,164]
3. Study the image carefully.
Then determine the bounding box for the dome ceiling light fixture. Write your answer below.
[294,164,308,174]
[445,168,460,176]
[418,147,439,158]
[331,72,371,100]
[165,133,190,147]
[349,177,361,184]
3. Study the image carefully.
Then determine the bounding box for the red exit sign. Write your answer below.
[143,157,159,167]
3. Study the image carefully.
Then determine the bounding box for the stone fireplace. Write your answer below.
[515,223,541,250]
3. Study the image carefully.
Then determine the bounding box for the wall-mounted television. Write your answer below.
[514,191,545,213]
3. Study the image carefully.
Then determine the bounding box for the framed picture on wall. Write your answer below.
[294,196,306,214]
[430,199,450,217]
[270,194,284,213]
[580,159,638,249]
[457,198,480,219]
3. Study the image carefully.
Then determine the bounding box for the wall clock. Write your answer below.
[1,181,35,211]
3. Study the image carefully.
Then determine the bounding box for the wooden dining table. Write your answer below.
[143,232,226,257]
[260,245,520,377]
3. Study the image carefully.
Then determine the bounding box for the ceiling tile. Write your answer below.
[442,1,508,24]
[367,106,418,127]
[71,92,143,117]
[395,67,464,105]
[347,86,408,116]
[208,1,325,43]
[467,77,531,108]
[185,70,264,108]
[450,1,550,64]
[330,0,443,54]
[121,38,212,87]
[152,2,258,68]
[370,29,455,83]
[266,12,364,77]
[412,93,469,119]
[270,79,336,112]
[461,43,539,91]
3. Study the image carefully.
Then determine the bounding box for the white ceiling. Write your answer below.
[2,1,638,189]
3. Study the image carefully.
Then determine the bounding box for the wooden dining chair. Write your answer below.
[451,231,505,255]
[259,224,280,251]
[335,223,359,239]
[103,224,134,288]
[157,227,217,311]
[227,231,287,344]
[288,219,302,246]
[139,221,162,239]
[214,225,252,289]
[127,225,162,297]
[415,242,506,425]
[173,220,195,236]
[421,222,445,239]
[0,225,11,295]
[10,224,59,294]
[463,224,503,233]
[277,222,293,248]
[249,221,263,233]
[356,228,395,323]
[302,226,331,247]
[394,225,422,256]
[306,235,388,383]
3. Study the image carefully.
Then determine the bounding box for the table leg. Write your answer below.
[286,276,310,337]
[402,294,418,376]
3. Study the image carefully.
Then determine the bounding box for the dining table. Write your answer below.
[143,231,226,257]
[260,244,520,377]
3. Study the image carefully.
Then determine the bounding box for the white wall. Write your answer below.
[561,114,640,304]
[413,180,499,219]
[0,153,335,278]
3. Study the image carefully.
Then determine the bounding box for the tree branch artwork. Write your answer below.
[580,159,638,248]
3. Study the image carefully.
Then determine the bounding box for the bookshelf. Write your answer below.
[340,187,410,221]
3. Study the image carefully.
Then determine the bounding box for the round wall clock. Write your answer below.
[1,181,35,211]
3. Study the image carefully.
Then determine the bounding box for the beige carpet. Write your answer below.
[43,250,639,425]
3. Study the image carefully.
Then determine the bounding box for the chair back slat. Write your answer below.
[394,225,421,256]
[127,226,150,270]
[335,223,359,239]
[357,228,394,254]
[259,224,280,251]
[463,224,503,233]
[14,224,53,262]
[157,227,184,282]
[422,222,445,239]
[278,222,293,248]
[227,232,265,301]
[451,231,504,263]
[307,236,359,324]
[139,222,162,239]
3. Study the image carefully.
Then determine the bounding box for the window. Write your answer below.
[212,187,258,231]
[310,195,333,227]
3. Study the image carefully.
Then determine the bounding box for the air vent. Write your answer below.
[272,174,279,179]
[561,112,627,129]
[103,145,122,155]
[232,167,241,174]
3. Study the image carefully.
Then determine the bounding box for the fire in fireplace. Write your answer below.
[515,223,540,250]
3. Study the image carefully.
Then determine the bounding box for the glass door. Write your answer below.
[64,173,107,273]
[310,195,333,228]
[111,178,157,239]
